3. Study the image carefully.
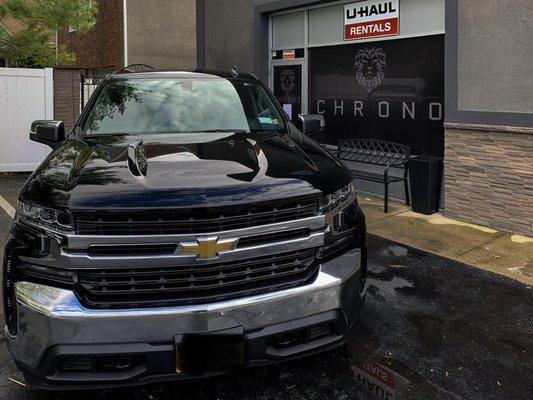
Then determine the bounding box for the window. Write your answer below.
[83,78,286,135]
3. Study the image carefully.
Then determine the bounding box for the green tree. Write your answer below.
[0,0,97,68]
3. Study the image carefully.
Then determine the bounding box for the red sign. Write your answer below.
[345,17,398,40]
[282,50,295,60]
[344,0,399,41]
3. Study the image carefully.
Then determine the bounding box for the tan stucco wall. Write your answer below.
[457,0,533,114]
[126,0,196,70]
[204,0,273,73]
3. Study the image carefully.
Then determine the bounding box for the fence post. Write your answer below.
[44,68,54,120]
[81,75,85,110]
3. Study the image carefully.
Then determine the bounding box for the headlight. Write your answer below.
[320,181,356,212]
[18,201,73,229]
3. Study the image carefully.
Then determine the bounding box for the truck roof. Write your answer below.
[108,69,260,81]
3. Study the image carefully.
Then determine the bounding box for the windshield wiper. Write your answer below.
[187,129,249,133]
[81,129,249,137]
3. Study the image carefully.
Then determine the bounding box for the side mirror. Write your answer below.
[30,120,65,149]
[297,114,326,135]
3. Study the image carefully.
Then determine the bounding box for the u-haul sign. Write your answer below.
[344,0,399,40]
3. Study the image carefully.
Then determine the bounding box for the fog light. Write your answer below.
[269,323,334,349]
[270,329,306,348]
[95,355,139,372]
[308,323,332,341]
[59,355,142,374]
[61,356,94,372]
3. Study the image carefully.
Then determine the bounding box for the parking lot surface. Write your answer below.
[0,175,531,399]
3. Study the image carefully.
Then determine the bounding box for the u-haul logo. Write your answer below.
[344,0,399,41]
[351,361,410,400]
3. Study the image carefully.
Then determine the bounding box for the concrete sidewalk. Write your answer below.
[359,194,533,285]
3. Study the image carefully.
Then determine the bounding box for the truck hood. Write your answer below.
[21,131,352,210]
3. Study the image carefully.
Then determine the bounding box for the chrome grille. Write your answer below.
[74,196,319,235]
[77,248,318,308]
[81,228,311,257]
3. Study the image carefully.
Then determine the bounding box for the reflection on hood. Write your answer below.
[22,131,351,210]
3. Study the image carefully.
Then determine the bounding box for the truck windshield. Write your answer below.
[83,78,286,135]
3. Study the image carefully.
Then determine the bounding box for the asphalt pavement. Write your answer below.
[0,174,531,400]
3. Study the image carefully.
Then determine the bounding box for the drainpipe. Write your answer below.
[123,0,128,67]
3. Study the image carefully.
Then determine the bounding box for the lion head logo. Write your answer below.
[354,47,387,93]
[280,69,296,94]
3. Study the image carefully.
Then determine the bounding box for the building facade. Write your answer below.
[59,0,533,236]
[58,0,197,74]
[198,0,532,237]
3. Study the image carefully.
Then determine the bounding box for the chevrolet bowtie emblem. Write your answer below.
[177,236,239,259]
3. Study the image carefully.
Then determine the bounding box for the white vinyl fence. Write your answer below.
[0,68,53,172]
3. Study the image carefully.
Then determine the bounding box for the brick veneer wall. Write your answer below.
[58,0,124,70]
[444,125,533,237]
[53,68,81,134]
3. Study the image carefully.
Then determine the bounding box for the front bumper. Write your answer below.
[6,248,364,389]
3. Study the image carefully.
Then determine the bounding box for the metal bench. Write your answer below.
[337,139,411,213]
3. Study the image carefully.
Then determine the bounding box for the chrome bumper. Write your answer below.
[7,248,363,370]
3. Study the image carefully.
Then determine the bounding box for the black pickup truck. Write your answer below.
[3,69,367,389]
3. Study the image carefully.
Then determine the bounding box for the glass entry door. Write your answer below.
[272,62,307,124]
